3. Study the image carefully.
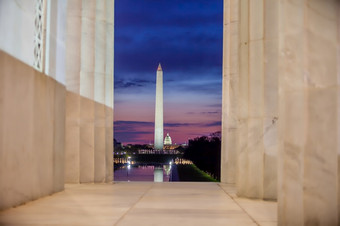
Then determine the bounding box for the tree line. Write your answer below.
[183,132,221,181]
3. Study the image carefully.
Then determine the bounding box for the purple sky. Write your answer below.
[114,0,223,144]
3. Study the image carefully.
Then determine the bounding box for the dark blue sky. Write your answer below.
[114,0,223,144]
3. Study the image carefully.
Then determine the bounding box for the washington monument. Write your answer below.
[154,63,163,150]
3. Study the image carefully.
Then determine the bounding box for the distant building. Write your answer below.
[164,133,172,145]
[163,133,180,152]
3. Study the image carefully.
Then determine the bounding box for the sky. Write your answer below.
[114,0,223,145]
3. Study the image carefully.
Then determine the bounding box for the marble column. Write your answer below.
[94,0,106,183]
[44,0,67,83]
[65,0,114,183]
[64,0,81,183]
[221,0,239,184]
[105,0,114,182]
[246,0,265,198]
[262,0,279,200]
[79,0,95,183]
[221,0,279,199]
[278,0,339,225]
[45,0,58,79]
[227,0,279,200]
[234,0,267,199]
[236,0,249,196]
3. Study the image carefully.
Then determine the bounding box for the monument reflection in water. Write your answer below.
[114,164,172,182]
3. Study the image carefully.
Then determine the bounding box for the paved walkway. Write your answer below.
[0,183,277,226]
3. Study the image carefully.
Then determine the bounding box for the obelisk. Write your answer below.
[154,63,164,150]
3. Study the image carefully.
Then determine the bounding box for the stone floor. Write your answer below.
[0,182,277,226]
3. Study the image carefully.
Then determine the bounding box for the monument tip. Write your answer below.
[157,63,162,71]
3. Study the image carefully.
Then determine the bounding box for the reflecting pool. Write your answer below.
[114,164,174,182]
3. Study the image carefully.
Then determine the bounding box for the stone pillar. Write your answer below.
[222,0,279,200]
[64,0,81,183]
[244,0,265,199]
[79,0,95,183]
[233,0,266,199]
[45,0,58,79]
[236,0,249,196]
[45,0,67,83]
[262,0,279,200]
[65,0,114,183]
[94,0,106,182]
[338,7,340,221]
[278,0,339,225]
[221,0,239,184]
[105,0,114,182]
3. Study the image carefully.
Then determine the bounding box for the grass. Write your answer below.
[176,164,219,182]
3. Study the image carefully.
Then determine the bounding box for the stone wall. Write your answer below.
[0,1,114,211]
[64,91,113,183]
[0,51,65,210]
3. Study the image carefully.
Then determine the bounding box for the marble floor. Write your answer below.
[0,182,277,226]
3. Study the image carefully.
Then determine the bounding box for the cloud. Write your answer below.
[115,79,154,89]
[114,120,153,129]
[115,120,221,130]
[163,78,222,98]
[201,111,220,115]
[115,131,153,144]
[114,121,154,144]
[164,122,193,127]
[203,121,221,127]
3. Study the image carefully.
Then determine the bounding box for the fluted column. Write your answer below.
[236,0,249,196]
[105,0,114,182]
[231,0,279,200]
[65,0,82,94]
[262,0,279,200]
[94,0,106,182]
[79,0,95,183]
[278,0,339,225]
[245,0,265,198]
[221,0,239,183]
[64,0,113,184]
[64,0,82,183]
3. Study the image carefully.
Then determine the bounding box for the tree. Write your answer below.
[183,132,221,180]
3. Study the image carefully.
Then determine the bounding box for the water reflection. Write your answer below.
[114,164,172,182]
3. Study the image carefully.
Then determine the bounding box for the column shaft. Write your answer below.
[236,0,249,196]
[278,0,339,224]
[94,0,106,182]
[64,0,82,183]
[262,0,279,200]
[221,0,239,183]
[105,0,114,182]
[64,0,114,183]
[245,0,265,198]
[79,0,95,183]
